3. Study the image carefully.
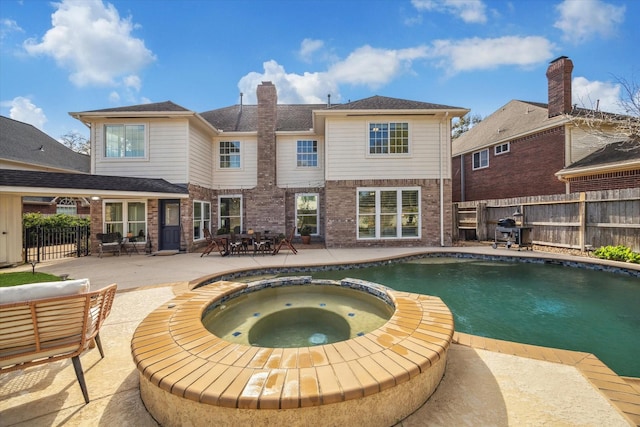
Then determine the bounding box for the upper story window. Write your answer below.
[472,148,489,170]
[105,124,145,158]
[297,140,318,167]
[495,142,510,155]
[369,122,409,154]
[220,141,241,168]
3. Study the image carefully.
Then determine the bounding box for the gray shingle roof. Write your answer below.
[329,95,464,110]
[452,100,567,156]
[563,139,640,170]
[0,169,188,194]
[200,104,325,132]
[0,116,90,172]
[81,101,191,113]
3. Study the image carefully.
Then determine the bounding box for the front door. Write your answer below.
[160,200,181,251]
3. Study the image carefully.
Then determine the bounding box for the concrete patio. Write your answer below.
[1,246,638,426]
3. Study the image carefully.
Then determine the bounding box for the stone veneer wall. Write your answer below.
[324,179,452,248]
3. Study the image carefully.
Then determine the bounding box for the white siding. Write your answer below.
[188,125,213,187]
[94,118,189,183]
[325,116,450,181]
[212,137,257,189]
[277,135,325,188]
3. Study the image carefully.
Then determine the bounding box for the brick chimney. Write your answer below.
[546,56,573,118]
[246,81,285,232]
[256,81,277,188]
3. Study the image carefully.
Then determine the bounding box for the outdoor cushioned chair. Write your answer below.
[0,279,117,403]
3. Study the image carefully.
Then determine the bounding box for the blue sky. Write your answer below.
[1,0,637,141]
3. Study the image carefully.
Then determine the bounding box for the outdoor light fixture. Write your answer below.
[91,196,101,201]
[513,207,523,217]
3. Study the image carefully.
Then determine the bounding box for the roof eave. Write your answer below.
[555,160,640,179]
[453,118,569,156]
[0,185,189,199]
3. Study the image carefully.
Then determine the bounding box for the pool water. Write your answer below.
[202,284,394,348]
[279,258,640,377]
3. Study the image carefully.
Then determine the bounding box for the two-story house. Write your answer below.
[452,56,639,202]
[70,82,468,252]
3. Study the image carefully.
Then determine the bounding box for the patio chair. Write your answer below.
[201,228,226,257]
[273,226,297,255]
[253,232,271,255]
[229,232,246,255]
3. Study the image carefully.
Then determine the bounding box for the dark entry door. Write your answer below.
[160,200,181,251]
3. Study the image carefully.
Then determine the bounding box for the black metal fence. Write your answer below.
[23,225,91,263]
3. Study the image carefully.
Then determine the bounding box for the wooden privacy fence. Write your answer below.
[454,188,640,252]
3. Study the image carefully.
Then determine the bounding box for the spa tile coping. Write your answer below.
[131,279,454,410]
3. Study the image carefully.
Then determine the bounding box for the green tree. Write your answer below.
[452,113,483,139]
[60,131,90,154]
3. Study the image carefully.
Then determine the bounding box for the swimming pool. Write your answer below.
[268,257,640,377]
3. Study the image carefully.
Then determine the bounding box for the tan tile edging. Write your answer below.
[131,281,455,425]
[454,332,640,426]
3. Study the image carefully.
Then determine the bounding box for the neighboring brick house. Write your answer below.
[452,56,639,202]
[69,82,468,251]
[0,116,91,215]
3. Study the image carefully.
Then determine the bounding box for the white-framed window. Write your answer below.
[369,122,409,154]
[494,142,510,155]
[357,188,420,239]
[297,140,318,167]
[56,197,77,215]
[295,193,319,235]
[104,200,147,240]
[219,195,242,234]
[193,200,211,240]
[472,148,489,170]
[219,141,241,168]
[104,124,146,158]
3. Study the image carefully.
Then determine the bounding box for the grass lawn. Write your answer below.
[0,272,62,287]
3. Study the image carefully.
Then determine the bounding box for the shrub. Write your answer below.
[593,245,640,264]
[23,213,89,229]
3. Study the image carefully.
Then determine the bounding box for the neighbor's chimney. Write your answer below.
[546,56,573,118]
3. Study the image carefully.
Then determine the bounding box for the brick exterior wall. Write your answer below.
[324,179,452,247]
[568,169,640,192]
[23,200,89,216]
[453,126,567,201]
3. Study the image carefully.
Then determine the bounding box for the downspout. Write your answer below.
[440,113,449,246]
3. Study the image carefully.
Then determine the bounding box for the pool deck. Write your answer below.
[1,245,639,426]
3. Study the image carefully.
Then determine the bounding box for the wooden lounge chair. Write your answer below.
[0,281,117,404]
[273,226,297,255]
[201,228,226,257]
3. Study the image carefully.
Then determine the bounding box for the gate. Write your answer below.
[23,225,90,263]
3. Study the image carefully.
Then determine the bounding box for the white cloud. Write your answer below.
[412,0,487,24]
[1,18,24,40]
[238,60,337,104]
[239,35,554,104]
[428,36,555,73]
[8,97,47,130]
[554,0,625,44]
[23,0,155,88]
[572,76,623,114]
[299,38,324,62]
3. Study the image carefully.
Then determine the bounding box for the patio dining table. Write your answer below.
[216,232,279,255]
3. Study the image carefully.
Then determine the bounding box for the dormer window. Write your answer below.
[369,122,409,154]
